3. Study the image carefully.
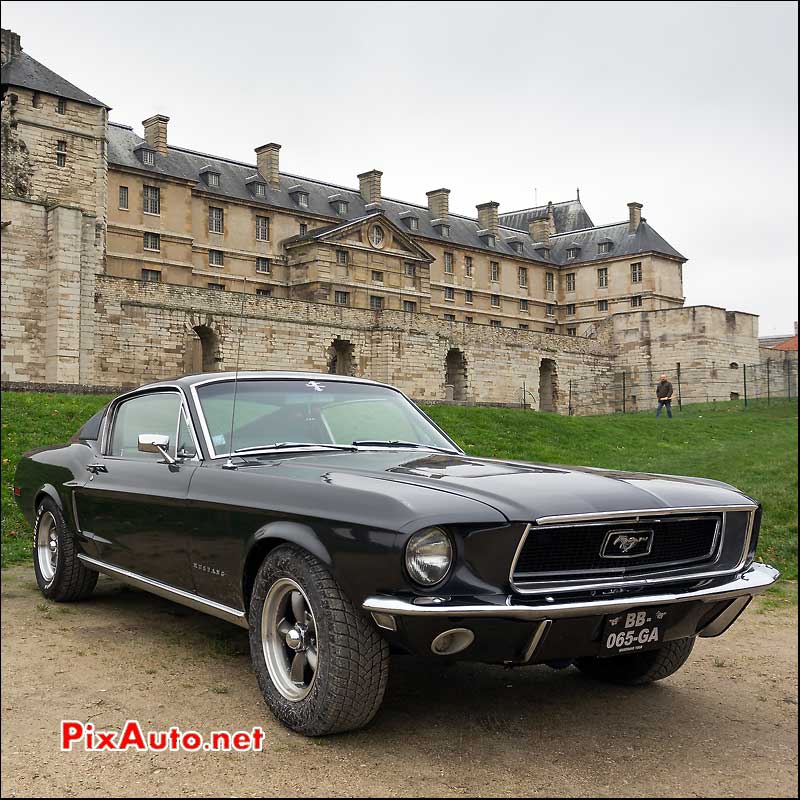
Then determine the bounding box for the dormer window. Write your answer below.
[254,182,266,197]
[566,247,579,259]
[200,166,221,187]
[400,211,420,231]
[289,186,310,207]
[328,194,348,215]
[598,240,612,254]
[479,231,496,247]
[336,201,348,215]
[432,221,450,238]
[408,217,419,231]
[142,149,154,166]
[511,241,524,255]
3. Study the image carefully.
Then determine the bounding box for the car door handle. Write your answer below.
[86,463,108,474]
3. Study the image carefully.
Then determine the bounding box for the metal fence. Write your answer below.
[521,358,798,416]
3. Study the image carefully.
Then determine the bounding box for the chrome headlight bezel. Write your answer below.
[404,526,454,587]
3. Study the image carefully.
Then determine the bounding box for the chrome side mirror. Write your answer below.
[137,434,176,464]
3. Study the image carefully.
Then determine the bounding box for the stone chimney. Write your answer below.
[528,201,555,243]
[255,143,281,189]
[628,201,643,233]
[358,169,382,205]
[142,115,170,156]
[426,188,450,220]
[476,201,500,234]
[1,28,22,65]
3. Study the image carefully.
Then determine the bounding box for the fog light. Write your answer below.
[431,628,474,656]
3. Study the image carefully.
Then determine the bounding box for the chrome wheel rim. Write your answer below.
[36,511,59,584]
[261,578,318,701]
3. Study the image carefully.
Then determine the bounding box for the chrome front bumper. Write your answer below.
[363,562,779,640]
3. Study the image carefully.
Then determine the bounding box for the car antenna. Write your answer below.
[223,277,247,470]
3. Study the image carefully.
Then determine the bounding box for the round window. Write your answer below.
[369,225,385,248]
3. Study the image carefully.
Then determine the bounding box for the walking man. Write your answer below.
[656,374,674,418]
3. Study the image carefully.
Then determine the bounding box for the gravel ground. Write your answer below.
[1,565,797,798]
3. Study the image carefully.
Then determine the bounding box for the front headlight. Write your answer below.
[405,527,453,586]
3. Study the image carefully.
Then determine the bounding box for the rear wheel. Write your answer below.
[576,636,696,685]
[32,497,98,601]
[248,544,389,736]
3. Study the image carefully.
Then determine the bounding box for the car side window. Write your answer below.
[176,412,198,459]
[109,393,182,459]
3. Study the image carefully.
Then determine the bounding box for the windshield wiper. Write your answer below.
[351,440,459,455]
[235,442,358,454]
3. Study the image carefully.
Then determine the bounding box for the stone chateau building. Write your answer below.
[1,28,768,412]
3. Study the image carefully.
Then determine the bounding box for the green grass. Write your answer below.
[2,391,797,603]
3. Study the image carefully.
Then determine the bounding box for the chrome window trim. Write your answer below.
[188,375,462,461]
[101,385,202,463]
[515,515,723,580]
[509,505,758,596]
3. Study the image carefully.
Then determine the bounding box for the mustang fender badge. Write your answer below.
[600,529,654,558]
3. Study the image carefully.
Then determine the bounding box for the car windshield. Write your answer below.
[194,378,458,458]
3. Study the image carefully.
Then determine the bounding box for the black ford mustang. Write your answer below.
[14,372,779,736]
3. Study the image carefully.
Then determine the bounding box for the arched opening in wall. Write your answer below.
[445,349,467,401]
[193,325,221,373]
[328,339,355,376]
[539,358,559,412]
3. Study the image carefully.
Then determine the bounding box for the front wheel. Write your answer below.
[576,636,696,685]
[248,544,389,736]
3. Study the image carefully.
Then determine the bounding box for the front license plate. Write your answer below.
[600,607,669,657]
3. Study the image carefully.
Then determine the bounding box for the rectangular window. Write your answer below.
[56,97,66,114]
[143,185,160,215]
[598,241,611,254]
[337,200,348,215]
[631,262,643,283]
[491,294,501,307]
[118,186,129,210]
[209,249,224,266]
[370,295,384,311]
[545,326,556,333]
[372,270,384,283]
[465,316,474,324]
[566,273,576,292]
[408,217,419,231]
[518,267,528,288]
[631,295,643,307]
[464,256,473,277]
[444,287,455,301]
[208,206,224,233]
[546,303,555,316]
[597,267,608,288]
[566,247,578,259]
[598,299,609,311]
[566,303,576,316]
[207,172,220,187]
[519,323,529,330]
[298,193,309,208]
[141,268,160,283]
[443,252,454,274]
[55,139,67,167]
[335,291,350,306]
[464,290,474,304]
[404,262,416,277]
[567,327,577,336]
[299,223,308,236]
[254,182,266,197]
[256,287,272,297]
[403,300,417,313]
[443,313,456,322]
[490,319,502,328]
[256,257,271,274]
[520,299,529,312]
[142,149,155,166]
[208,282,225,291]
[545,272,554,292]
[490,262,500,282]
[336,249,349,266]
[255,216,269,241]
[143,232,160,251]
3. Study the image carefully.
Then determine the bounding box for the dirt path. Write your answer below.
[1,565,797,798]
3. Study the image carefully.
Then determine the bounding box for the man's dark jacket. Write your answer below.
[657,380,673,400]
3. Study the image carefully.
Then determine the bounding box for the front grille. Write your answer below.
[512,515,722,583]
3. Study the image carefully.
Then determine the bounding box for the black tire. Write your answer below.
[248,544,390,737]
[32,497,98,601]
[576,636,696,685]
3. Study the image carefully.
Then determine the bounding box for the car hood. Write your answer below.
[244,450,755,523]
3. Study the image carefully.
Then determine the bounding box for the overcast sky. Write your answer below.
[4,1,797,334]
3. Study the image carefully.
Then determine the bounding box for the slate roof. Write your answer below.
[107,123,686,266]
[0,50,109,108]
[499,199,594,234]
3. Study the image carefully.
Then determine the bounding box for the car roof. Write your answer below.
[136,371,392,393]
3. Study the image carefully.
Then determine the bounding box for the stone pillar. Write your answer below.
[142,115,169,156]
[476,201,500,233]
[256,143,281,189]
